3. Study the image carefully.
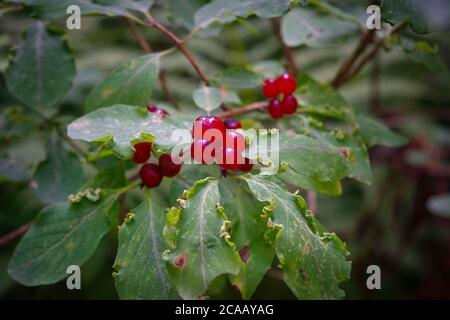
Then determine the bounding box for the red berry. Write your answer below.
[155,108,169,117]
[192,115,225,140]
[239,158,254,172]
[262,78,279,98]
[139,164,163,188]
[217,147,242,171]
[191,139,215,164]
[147,104,169,117]
[224,118,242,129]
[277,73,296,95]
[158,153,182,177]
[268,99,284,119]
[224,130,246,152]
[132,142,152,164]
[147,104,158,113]
[281,95,298,114]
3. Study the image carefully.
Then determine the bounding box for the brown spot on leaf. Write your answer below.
[339,147,350,158]
[174,252,188,269]
[239,245,250,263]
[299,268,308,280]
[302,246,310,254]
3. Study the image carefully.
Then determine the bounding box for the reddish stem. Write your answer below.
[219,101,268,118]
[145,18,210,87]
[0,224,31,246]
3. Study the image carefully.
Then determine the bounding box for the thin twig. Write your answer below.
[271,18,299,75]
[0,224,31,246]
[338,22,407,86]
[219,101,268,118]
[144,18,210,86]
[118,194,129,224]
[125,18,152,53]
[307,191,317,213]
[55,125,86,160]
[331,29,375,88]
[159,69,178,109]
[125,18,179,109]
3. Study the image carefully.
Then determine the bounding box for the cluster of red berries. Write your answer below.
[190,115,253,172]
[135,104,181,188]
[262,72,298,119]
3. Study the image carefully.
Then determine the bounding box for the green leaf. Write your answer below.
[216,67,261,89]
[67,104,187,159]
[193,86,223,112]
[8,190,120,286]
[252,60,285,79]
[281,7,359,48]
[356,115,408,147]
[228,183,276,299]
[0,158,28,182]
[382,0,428,34]
[400,38,447,72]
[303,125,372,185]
[167,0,204,30]
[14,0,154,19]
[169,168,212,205]
[5,22,75,109]
[194,0,290,30]
[114,192,179,299]
[242,175,351,299]
[34,135,84,204]
[164,178,241,299]
[219,88,242,105]
[277,166,342,196]
[85,54,159,112]
[278,132,349,182]
[297,74,351,119]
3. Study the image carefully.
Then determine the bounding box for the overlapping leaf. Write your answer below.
[194,0,290,30]
[296,74,351,119]
[114,192,179,299]
[242,175,351,299]
[7,165,125,286]
[12,0,154,19]
[34,135,84,204]
[278,132,349,182]
[228,183,276,299]
[382,0,428,34]
[85,54,160,112]
[164,178,241,299]
[68,104,187,158]
[281,7,359,48]
[356,115,407,147]
[5,22,75,109]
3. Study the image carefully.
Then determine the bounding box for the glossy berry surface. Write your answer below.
[224,130,246,151]
[192,115,226,140]
[224,118,242,129]
[191,139,215,164]
[217,147,242,171]
[281,95,298,114]
[139,164,163,188]
[277,73,296,95]
[158,153,182,177]
[147,104,169,117]
[262,78,279,98]
[132,142,152,164]
[239,158,254,172]
[268,99,284,119]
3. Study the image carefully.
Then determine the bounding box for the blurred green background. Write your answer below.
[1,0,449,299]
